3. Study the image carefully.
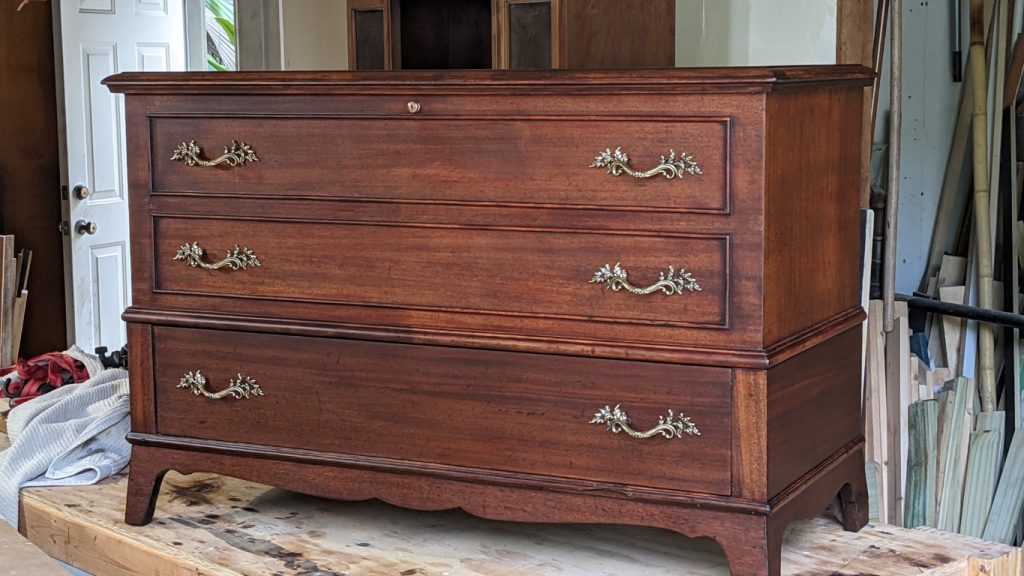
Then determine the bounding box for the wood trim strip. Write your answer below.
[127,323,156,433]
[150,212,735,240]
[149,192,734,216]
[127,432,771,515]
[768,437,865,509]
[764,306,866,365]
[732,370,768,501]
[147,288,731,331]
[123,307,864,370]
[125,309,767,368]
[148,288,731,331]
[104,67,875,95]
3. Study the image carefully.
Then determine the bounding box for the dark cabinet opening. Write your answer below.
[347,0,673,72]
[399,0,493,69]
[353,9,386,70]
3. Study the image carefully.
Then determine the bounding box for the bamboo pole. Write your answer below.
[969,0,998,412]
[870,0,891,131]
[883,0,903,333]
[861,0,890,210]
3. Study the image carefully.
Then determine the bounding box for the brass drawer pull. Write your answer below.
[173,242,262,271]
[178,371,264,400]
[591,405,700,439]
[171,140,259,167]
[590,263,701,296]
[590,147,701,180]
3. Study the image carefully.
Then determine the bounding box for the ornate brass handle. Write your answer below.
[171,140,259,167]
[591,405,700,439]
[590,263,701,296]
[173,242,262,271]
[178,371,263,400]
[590,147,701,180]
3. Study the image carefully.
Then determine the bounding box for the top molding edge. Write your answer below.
[104,65,875,95]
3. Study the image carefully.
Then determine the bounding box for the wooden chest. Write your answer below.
[105,67,873,576]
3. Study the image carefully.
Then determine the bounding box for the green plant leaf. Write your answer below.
[210,16,235,45]
[207,54,228,72]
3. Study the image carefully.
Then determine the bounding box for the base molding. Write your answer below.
[125,438,868,576]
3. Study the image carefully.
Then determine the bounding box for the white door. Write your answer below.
[55,0,186,351]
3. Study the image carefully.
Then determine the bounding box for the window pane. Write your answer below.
[509,2,551,70]
[205,0,237,71]
[354,10,386,70]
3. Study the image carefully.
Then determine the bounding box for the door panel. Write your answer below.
[58,0,185,350]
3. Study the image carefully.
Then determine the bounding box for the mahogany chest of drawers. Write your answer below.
[105,67,873,576]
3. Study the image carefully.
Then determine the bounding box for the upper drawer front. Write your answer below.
[153,216,728,333]
[150,116,730,213]
[152,326,733,495]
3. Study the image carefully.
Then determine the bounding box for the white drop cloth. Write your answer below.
[0,347,129,529]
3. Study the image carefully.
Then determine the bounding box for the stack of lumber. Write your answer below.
[864,299,1024,543]
[864,0,1024,548]
[0,235,31,367]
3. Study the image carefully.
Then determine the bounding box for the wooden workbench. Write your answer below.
[3,433,1021,575]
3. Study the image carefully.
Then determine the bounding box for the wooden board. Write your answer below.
[887,311,911,525]
[14,471,1023,576]
[0,235,14,367]
[983,427,1024,543]
[905,399,938,528]
[0,431,1018,576]
[866,300,889,522]
[937,378,977,531]
[940,286,968,376]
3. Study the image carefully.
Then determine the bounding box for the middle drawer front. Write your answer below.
[151,216,735,343]
[152,326,734,495]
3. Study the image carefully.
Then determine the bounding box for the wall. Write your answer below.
[0,1,68,356]
[237,0,283,71]
[248,1,839,70]
[280,0,349,70]
[872,0,1001,295]
[676,0,838,66]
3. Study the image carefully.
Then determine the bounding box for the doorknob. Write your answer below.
[75,220,97,235]
[73,185,90,200]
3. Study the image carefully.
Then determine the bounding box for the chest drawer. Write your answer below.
[147,215,738,346]
[150,115,730,213]
[150,326,733,495]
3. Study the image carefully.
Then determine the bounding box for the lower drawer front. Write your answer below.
[151,326,733,495]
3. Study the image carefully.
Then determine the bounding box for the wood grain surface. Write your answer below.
[14,464,1021,576]
[3,428,1015,576]
[110,68,876,576]
[152,326,734,495]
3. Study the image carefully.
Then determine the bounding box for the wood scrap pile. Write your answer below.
[0,236,31,368]
[864,298,1022,540]
[864,0,1024,545]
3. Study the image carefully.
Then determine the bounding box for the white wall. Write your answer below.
[279,0,348,70]
[874,0,965,295]
[675,0,838,66]
[238,0,837,71]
